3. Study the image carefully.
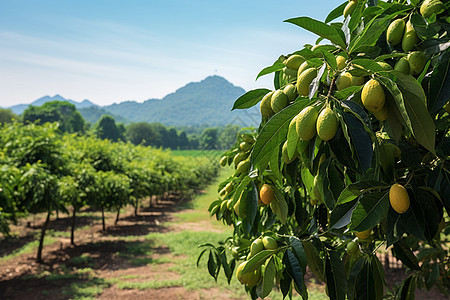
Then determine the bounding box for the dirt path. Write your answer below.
[0,195,244,300]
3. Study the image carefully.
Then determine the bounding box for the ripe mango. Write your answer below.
[373,105,388,121]
[408,51,427,76]
[336,55,346,71]
[297,61,312,77]
[336,72,353,90]
[402,20,418,52]
[296,68,317,96]
[271,89,288,113]
[283,83,297,101]
[286,54,305,70]
[420,0,445,18]
[387,19,405,46]
[316,107,338,141]
[296,106,319,141]
[389,183,410,214]
[394,57,410,74]
[260,91,274,119]
[361,79,385,113]
[259,184,275,205]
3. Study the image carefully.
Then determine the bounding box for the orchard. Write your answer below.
[202,0,449,299]
[0,122,218,263]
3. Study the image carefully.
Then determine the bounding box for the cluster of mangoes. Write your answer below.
[235,236,279,287]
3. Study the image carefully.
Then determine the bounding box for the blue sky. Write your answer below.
[0,0,343,107]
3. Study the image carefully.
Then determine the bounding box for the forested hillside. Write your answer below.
[7,76,259,127]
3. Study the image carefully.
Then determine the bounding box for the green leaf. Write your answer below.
[261,257,276,299]
[271,187,288,224]
[349,17,390,54]
[351,192,389,232]
[411,187,440,243]
[392,240,421,271]
[302,241,325,282]
[347,257,365,300]
[355,258,376,300]
[391,72,436,153]
[333,86,363,101]
[352,59,385,74]
[251,100,311,172]
[325,251,347,300]
[221,252,233,284]
[284,249,305,293]
[386,207,406,247]
[337,180,386,205]
[370,256,385,300]
[429,48,450,114]
[196,248,208,268]
[207,251,217,280]
[284,17,346,48]
[232,88,271,110]
[256,62,285,80]
[377,75,413,136]
[316,49,337,71]
[343,113,373,172]
[410,14,440,39]
[241,249,276,274]
[425,263,439,291]
[242,183,259,234]
[400,190,427,241]
[325,2,347,23]
[289,237,307,275]
[398,276,417,300]
[330,199,358,229]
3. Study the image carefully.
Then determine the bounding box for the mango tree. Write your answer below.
[202,0,449,299]
[1,123,67,262]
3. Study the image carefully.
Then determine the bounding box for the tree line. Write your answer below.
[0,100,243,150]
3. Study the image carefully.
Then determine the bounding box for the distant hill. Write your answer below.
[78,106,130,124]
[6,76,260,127]
[9,95,97,115]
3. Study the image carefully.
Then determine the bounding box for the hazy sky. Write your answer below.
[0,0,343,107]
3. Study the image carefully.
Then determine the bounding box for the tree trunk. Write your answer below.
[36,211,51,263]
[134,199,139,216]
[148,195,152,208]
[71,206,76,246]
[101,206,106,231]
[115,206,121,225]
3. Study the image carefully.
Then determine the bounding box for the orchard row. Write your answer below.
[0,121,218,262]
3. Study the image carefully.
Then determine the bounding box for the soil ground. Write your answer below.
[0,193,447,299]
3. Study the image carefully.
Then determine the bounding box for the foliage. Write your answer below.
[22,101,85,133]
[0,108,19,124]
[95,115,126,142]
[202,1,450,299]
[0,120,219,262]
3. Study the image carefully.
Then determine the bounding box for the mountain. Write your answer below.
[78,106,130,124]
[7,76,260,127]
[104,75,255,126]
[8,95,97,115]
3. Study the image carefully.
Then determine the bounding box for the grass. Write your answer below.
[172,167,233,225]
[170,149,224,157]
[117,279,183,290]
[0,237,57,261]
